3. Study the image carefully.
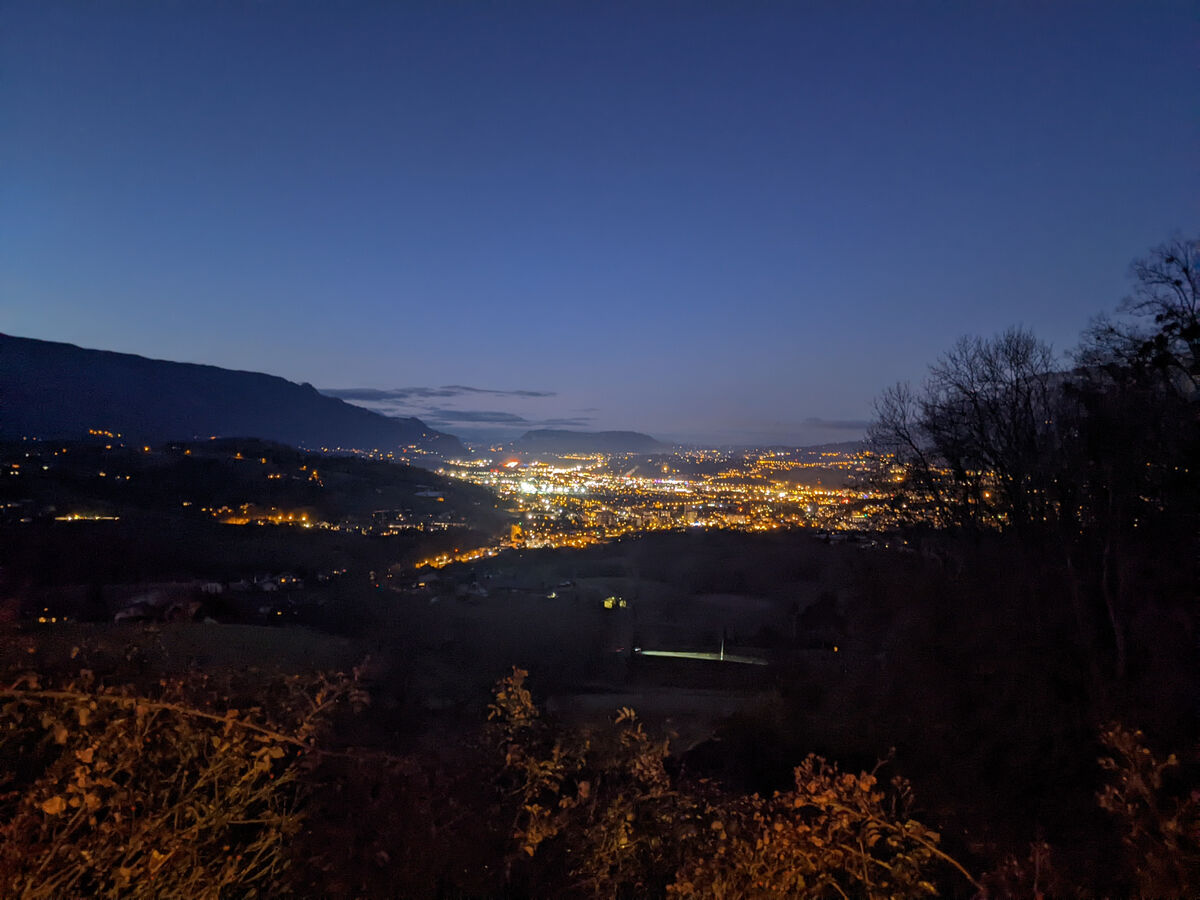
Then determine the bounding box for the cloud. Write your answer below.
[323,387,456,402]
[538,416,596,428]
[322,385,592,435]
[419,409,597,429]
[801,417,871,430]
[443,385,556,398]
[360,404,422,418]
[422,409,531,426]
[322,385,555,403]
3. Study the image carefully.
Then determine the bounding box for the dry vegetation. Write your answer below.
[0,656,1195,898]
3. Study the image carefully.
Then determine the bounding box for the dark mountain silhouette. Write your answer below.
[0,334,464,458]
[513,429,665,454]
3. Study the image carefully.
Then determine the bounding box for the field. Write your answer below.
[7,529,879,761]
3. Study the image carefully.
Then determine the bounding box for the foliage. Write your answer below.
[489,667,705,897]
[0,667,360,899]
[488,668,976,899]
[1097,723,1200,899]
[977,840,1075,900]
[669,755,975,900]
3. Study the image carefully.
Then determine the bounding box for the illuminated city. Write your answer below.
[423,445,888,561]
[3,434,896,570]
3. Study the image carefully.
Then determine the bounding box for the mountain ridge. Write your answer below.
[0,334,464,459]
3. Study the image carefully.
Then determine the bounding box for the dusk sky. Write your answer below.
[3,2,1196,445]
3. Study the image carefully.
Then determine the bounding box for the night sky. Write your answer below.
[3,2,1196,445]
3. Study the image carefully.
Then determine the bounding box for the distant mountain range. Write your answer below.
[0,334,464,458]
[512,429,665,454]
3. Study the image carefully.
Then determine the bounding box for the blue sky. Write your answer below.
[3,1,1196,444]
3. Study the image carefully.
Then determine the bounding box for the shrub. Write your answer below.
[668,755,975,899]
[1097,723,1200,898]
[488,668,977,899]
[0,668,359,899]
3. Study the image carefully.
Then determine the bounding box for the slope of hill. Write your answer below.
[513,429,665,454]
[0,334,464,458]
[0,436,507,587]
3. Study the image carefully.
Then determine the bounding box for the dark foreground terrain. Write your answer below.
[3,526,1195,897]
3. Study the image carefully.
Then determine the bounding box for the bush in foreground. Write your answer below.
[0,667,360,899]
[490,667,978,899]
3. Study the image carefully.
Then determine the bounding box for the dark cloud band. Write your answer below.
[323,385,555,403]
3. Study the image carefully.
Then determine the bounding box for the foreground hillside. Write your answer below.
[3,528,1195,898]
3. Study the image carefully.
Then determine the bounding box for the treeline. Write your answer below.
[872,236,1197,692]
[849,236,1198,890]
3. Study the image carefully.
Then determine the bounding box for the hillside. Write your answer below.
[0,437,507,587]
[0,334,464,459]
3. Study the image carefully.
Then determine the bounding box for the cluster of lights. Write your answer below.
[437,447,882,554]
[414,546,499,569]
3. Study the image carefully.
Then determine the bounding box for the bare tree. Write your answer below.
[1081,236,1200,393]
[872,239,1200,685]
[1070,236,1200,680]
[870,327,1063,533]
